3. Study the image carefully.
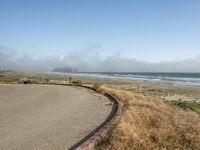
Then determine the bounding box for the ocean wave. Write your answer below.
[63,72,200,86]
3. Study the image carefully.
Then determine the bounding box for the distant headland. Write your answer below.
[52,67,79,73]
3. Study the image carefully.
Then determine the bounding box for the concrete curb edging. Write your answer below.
[0,82,122,149]
[68,86,123,150]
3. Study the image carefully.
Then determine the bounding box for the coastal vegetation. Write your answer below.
[72,80,82,86]
[93,83,102,93]
[97,86,200,149]
[0,72,200,149]
[172,100,200,114]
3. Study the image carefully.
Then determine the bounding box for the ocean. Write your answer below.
[63,72,200,86]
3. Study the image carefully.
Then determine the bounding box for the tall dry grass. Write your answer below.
[98,86,200,150]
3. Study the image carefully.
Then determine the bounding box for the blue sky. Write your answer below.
[0,0,200,72]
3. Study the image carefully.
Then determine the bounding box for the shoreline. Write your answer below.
[66,74,200,103]
[60,72,200,87]
[0,71,200,149]
[1,72,200,103]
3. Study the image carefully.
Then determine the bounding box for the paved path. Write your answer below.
[0,84,111,150]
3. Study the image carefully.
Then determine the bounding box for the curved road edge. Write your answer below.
[69,86,123,150]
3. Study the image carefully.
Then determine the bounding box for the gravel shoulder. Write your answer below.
[0,84,112,150]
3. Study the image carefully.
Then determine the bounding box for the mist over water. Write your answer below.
[1,46,200,73]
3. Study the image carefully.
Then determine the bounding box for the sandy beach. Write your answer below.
[0,72,200,149]
[67,75,200,102]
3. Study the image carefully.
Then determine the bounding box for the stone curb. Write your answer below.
[70,87,123,150]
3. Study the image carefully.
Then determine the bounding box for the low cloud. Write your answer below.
[0,46,200,72]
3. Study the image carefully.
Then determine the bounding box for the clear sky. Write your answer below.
[0,0,200,72]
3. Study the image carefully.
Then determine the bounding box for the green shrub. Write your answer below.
[93,83,102,92]
[23,79,32,84]
[173,100,200,114]
[72,80,82,86]
[45,78,49,83]
[19,78,38,84]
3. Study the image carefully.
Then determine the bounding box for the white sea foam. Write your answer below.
[61,72,200,86]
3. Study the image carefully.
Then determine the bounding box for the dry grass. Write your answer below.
[1,73,200,149]
[98,86,200,150]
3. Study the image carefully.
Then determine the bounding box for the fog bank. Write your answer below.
[0,46,200,73]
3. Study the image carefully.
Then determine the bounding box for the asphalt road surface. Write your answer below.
[0,84,111,150]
